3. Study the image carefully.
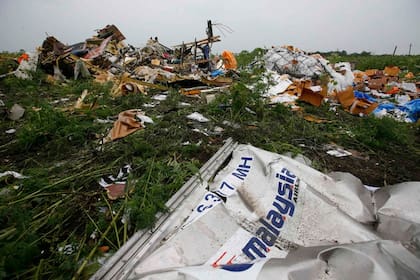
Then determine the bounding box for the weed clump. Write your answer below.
[354,116,415,150]
[16,105,93,152]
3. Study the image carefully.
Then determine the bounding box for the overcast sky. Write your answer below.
[1,0,419,55]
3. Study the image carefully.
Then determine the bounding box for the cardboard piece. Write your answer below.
[349,99,379,116]
[336,87,356,109]
[299,86,324,107]
[103,110,145,143]
[368,77,387,90]
[384,66,400,77]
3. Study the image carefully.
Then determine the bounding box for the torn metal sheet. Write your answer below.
[91,138,238,279]
[91,142,420,279]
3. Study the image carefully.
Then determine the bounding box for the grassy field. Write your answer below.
[326,53,420,73]
[1,51,419,279]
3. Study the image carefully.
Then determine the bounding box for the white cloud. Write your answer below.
[0,0,419,54]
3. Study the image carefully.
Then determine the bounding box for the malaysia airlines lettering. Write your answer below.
[216,157,253,197]
[242,168,299,260]
[232,157,253,180]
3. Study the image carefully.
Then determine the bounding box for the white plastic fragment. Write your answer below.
[0,171,29,179]
[310,85,322,92]
[9,104,25,120]
[90,230,98,239]
[320,60,354,93]
[187,112,210,122]
[5,129,16,134]
[214,126,224,133]
[401,82,417,93]
[326,148,352,157]
[262,71,293,97]
[192,128,209,136]
[14,51,39,79]
[371,90,391,99]
[152,94,167,101]
[222,120,240,129]
[137,114,154,126]
[395,94,411,105]
[364,185,380,192]
[373,108,388,118]
[245,107,256,114]
[58,244,75,255]
[269,94,298,104]
[94,118,114,124]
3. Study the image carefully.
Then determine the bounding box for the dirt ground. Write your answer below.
[306,148,420,187]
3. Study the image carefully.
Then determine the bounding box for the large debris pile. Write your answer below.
[16,23,238,96]
[262,46,420,123]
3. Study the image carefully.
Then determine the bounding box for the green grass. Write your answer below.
[326,53,420,74]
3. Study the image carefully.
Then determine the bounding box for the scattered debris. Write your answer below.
[1,22,419,280]
[74,89,97,110]
[260,45,419,122]
[187,112,210,122]
[152,94,168,101]
[0,171,29,179]
[326,148,352,157]
[98,246,110,253]
[102,110,152,143]
[99,164,131,200]
[264,45,323,78]
[303,115,331,123]
[29,22,235,101]
[8,104,25,120]
[14,52,39,79]
[57,244,76,255]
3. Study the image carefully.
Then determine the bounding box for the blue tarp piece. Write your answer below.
[354,91,377,103]
[403,99,420,122]
[373,99,420,122]
[211,69,224,77]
